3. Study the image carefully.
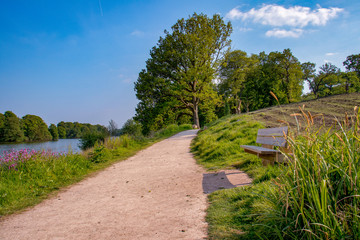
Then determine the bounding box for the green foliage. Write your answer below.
[135,12,232,131]
[22,114,52,142]
[79,132,106,150]
[217,49,304,114]
[218,50,259,114]
[343,53,360,78]
[341,71,360,93]
[0,113,4,140]
[57,126,66,139]
[119,119,143,137]
[89,145,112,163]
[57,121,108,139]
[0,111,108,143]
[2,111,24,142]
[48,124,59,141]
[154,124,192,139]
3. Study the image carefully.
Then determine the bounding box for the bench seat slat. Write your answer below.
[256,136,287,147]
[257,127,288,136]
[240,145,279,155]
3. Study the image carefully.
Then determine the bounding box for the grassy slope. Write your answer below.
[192,93,360,239]
[248,92,360,128]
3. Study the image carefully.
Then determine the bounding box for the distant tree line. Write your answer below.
[218,51,360,114]
[134,13,360,134]
[0,111,108,143]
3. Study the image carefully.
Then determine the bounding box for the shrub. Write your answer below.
[79,132,106,150]
[119,119,142,137]
[89,145,112,163]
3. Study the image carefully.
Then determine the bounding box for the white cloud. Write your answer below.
[226,4,343,28]
[239,27,253,32]
[130,30,145,37]
[325,52,336,56]
[265,28,304,38]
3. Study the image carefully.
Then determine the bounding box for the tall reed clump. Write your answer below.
[257,108,360,239]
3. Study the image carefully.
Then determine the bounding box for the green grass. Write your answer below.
[192,93,360,239]
[192,115,284,239]
[192,115,283,183]
[0,124,192,216]
[255,119,360,239]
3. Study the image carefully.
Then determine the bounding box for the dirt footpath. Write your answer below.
[0,130,208,240]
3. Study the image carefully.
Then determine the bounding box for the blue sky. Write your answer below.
[0,0,359,127]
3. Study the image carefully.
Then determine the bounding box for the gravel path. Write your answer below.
[0,130,208,240]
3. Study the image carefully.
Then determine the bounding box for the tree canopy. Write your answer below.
[0,111,108,143]
[2,111,24,142]
[134,13,232,133]
[22,114,52,142]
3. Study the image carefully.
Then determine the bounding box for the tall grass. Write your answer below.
[192,107,360,239]
[0,150,91,215]
[255,109,360,239]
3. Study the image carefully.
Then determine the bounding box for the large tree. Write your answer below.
[107,119,118,136]
[135,13,232,131]
[218,50,258,114]
[22,114,52,142]
[343,54,360,78]
[2,111,24,142]
[276,49,303,103]
[49,124,59,141]
[301,62,317,96]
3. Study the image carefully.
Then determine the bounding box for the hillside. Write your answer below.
[247,92,360,128]
[191,92,360,239]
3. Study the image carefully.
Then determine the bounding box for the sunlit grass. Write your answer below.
[192,105,360,239]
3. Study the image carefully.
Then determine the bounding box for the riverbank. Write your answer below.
[0,124,192,216]
[0,129,207,239]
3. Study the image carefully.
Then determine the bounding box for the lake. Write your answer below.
[0,139,81,155]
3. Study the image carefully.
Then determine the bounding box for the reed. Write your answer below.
[256,108,360,239]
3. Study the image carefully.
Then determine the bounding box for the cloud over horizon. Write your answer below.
[265,28,304,38]
[227,4,344,38]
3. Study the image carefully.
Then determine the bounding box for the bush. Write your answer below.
[89,145,112,163]
[79,132,106,150]
[119,119,142,137]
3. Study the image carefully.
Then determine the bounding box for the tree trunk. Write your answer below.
[235,99,242,114]
[193,97,200,129]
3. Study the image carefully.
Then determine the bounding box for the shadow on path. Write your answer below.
[202,170,252,194]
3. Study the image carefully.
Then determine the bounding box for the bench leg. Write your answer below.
[261,158,274,166]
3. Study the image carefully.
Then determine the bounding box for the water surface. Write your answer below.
[0,139,81,155]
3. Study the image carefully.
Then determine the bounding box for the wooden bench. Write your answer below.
[240,126,289,165]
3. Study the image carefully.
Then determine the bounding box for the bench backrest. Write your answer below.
[256,127,288,147]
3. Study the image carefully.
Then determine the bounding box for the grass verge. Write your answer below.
[192,106,360,239]
[0,124,192,216]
